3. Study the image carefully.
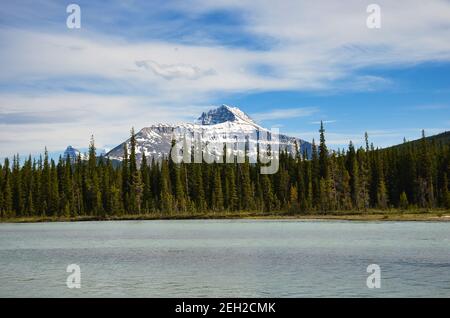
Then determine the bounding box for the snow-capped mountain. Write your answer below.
[106,105,312,163]
[197,105,261,127]
[63,145,86,161]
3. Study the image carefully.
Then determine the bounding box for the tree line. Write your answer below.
[0,124,449,218]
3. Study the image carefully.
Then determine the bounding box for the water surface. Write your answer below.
[0,220,449,297]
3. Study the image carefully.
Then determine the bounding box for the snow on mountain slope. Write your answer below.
[106,105,312,163]
[63,145,86,161]
[197,105,262,128]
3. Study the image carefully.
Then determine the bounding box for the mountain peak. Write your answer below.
[63,145,85,161]
[196,105,256,126]
[106,103,312,163]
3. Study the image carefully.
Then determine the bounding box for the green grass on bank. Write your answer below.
[1,209,450,223]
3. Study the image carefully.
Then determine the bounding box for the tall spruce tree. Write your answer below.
[11,155,23,216]
[211,167,224,211]
[319,121,329,180]
[140,153,152,213]
[2,159,13,217]
[238,161,254,211]
[86,136,101,215]
[121,142,129,211]
[160,159,173,213]
[418,130,435,208]
[311,139,320,208]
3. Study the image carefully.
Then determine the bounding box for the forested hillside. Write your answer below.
[0,124,449,219]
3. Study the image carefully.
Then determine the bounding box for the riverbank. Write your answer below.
[1,209,450,223]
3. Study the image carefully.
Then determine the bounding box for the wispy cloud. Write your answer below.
[0,110,88,125]
[0,93,211,155]
[1,0,450,156]
[135,60,215,80]
[252,107,318,121]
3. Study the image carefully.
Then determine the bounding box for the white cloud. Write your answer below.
[0,28,298,94]
[2,0,450,95]
[1,0,450,156]
[0,93,211,156]
[252,107,318,121]
[135,60,215,80]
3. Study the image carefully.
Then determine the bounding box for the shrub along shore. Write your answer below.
[1,209,449,223]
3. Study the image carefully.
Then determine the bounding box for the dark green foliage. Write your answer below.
[318,121,329,180]
[1,127,449,218]
[399,191,409,210]
[211,166,224,211]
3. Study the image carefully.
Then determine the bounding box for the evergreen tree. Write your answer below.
[260,172,277,211]
[289,184,299,213]
[130,170,144,214]
[238,161,254,210]
[442,172,449,209]
[191,163,206,212]
[303,151,313,211]
[225,164,238,211]
[0,173,4,218]
[73,154,84,215]
[319,121,329,180]
[49,160,60,215]
[171,162,186,213]
[346,141,360,209]
[86,136,102,215]
[417,130,435,208]
[11,155,24,216]
[319,178,330,212]
[2,159,13,217]
[357,148,370,211]
[399,191,409,210]
[129,128,138,176]
[2,126,449,219]
[140,153,152,213]
[160,160,173,213]
[340,169,352,210]
[211,167,224,211]
[22,156,35,216]
[62,155,74,216]
[41,150,51,216]
[376,155,389,209]
[121,142,129,211]
[311,139,320,208]
[3,175,13,218]
[128,128,144,214]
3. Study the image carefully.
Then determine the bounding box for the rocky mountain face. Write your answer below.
[63,145,86,162]
[105,105,312,164]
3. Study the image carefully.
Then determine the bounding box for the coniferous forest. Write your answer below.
[0,124,449,220]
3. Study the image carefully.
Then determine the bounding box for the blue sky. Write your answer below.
[0,0,449,160]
